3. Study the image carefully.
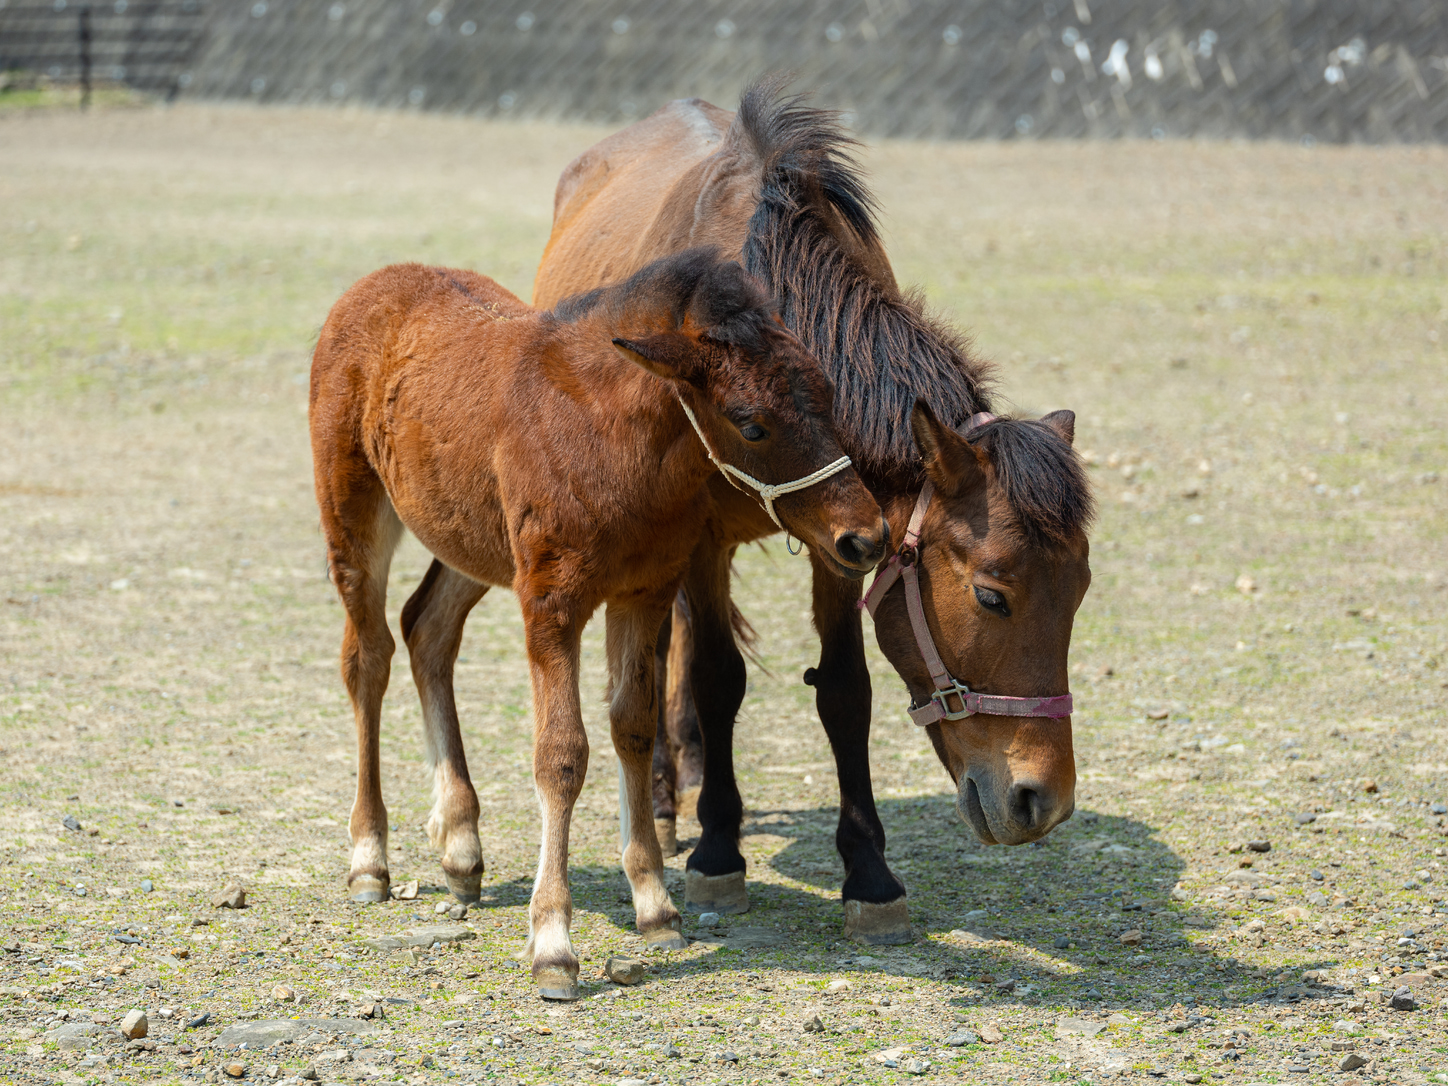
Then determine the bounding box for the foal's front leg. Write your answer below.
[521,593,589,1000]
[607,597,687,950]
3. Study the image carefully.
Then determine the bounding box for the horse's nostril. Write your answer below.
[1009,784,1046,830]
[834,531,871,566]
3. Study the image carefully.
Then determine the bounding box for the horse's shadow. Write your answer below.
[407,797,1327,1011]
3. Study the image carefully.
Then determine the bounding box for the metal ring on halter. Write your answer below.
[786,534,804,556]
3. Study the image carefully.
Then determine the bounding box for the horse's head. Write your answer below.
[610,249,887,576]
[871,402,1093,846]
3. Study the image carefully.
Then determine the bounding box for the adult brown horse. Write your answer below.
[310,248,886,998]
[531,78,1095,943]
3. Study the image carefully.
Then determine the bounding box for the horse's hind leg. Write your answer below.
[322,494,404,903]
[607,594,687,951]
[649,609,678,857]
[400,559,489,903]
[652,592,704,858]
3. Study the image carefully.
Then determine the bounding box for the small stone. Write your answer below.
[270,985,296,1002]
[1293,812,1316,825]
[1185,1075,1203,1084]
[434,901,450,915]
[1361,779,1378,793]
[802,1014,824,1033]
[826,979,852,993]
[1307,890,1329,907]
[698,911,722,928]
[1118,929,1143,946]
[212,883,247,909]
[718,1049,739,1062]
[978,1024,1003,1044]
[1431,803,1447,816]
[1389,987,1417,1011]
[944,1028,977,1046]
[1053,935,1072,949]
[299,1066,319,1081]
[395,880,419,900]
[1146,708,1169,721]
[904,1058,930,1075]
[446,903,467,921]
[140,879,154,892]
[605,954,646,985]
[120,1009,148,1039]
[223,1063,247,1079]
[1339,1053,1367,1071]
[62,814,82,832]
[1246,840,1271,853]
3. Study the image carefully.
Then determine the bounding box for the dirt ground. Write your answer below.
[1,101,1446,1086]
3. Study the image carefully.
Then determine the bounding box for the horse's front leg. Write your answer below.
[680,538,750,915]
[520,592,588,1000]
[808,553,911,944]
[400,560,490,903]
[607,595,688,950]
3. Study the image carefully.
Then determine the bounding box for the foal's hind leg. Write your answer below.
[323,498,404,902]
[607,594,687,951]
[400,559,490,903]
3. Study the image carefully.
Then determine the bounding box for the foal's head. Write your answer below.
[873,404,1093,846]
[563,249,887,575]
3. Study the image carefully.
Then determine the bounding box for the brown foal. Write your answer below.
[309,249,886,998]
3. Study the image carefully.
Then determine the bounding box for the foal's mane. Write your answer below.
[736,76,1093,540]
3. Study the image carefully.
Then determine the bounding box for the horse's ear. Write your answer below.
[612,335,698,382]
[910,400,986,499]
[1040,409,1076,446]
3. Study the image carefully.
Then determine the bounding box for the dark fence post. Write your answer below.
[79,4,92,110]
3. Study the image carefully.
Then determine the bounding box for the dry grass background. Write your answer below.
[1,102,1447,1086]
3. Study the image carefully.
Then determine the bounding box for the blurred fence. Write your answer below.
[0,0,206,98]
[3,0,1448,142]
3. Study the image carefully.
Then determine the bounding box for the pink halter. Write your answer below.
[857,414,1074,727]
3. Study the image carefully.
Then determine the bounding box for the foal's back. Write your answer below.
[312,262,533,406]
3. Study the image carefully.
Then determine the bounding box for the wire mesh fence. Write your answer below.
[0,0,207,98]
[3,0,1447,141]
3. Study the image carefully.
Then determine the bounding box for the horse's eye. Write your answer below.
[739,422,768,442]
[974,586,1011,616]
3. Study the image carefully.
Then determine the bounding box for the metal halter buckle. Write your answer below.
[929,680,976,721]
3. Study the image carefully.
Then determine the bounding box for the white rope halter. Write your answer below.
[675,393,853,531]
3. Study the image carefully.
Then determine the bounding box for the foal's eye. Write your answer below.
[739,422,768,442]
[974,586,1011,617]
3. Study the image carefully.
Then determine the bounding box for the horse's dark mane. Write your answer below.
[548,247,778,354]
[737,76,1092,541]
[969,419,1095,545]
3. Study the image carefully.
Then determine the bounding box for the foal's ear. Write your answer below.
[1039,409,1076,446]
[612,335,698,383]
[910,400,987,500]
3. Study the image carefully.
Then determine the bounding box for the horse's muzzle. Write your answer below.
[957,772,1074,846]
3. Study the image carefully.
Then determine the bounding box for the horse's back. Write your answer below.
[534,97,759,307]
